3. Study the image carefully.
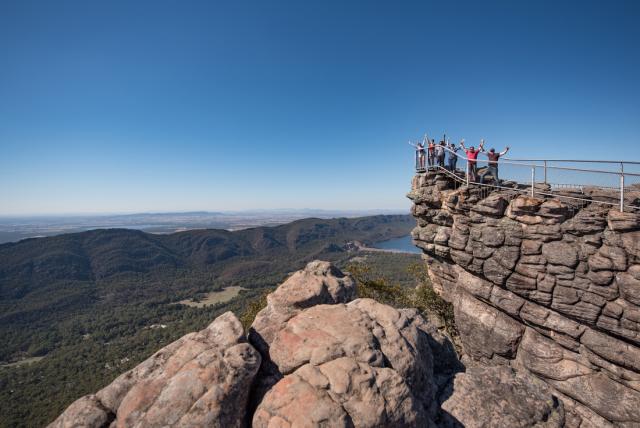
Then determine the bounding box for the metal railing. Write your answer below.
[414,148,640,212]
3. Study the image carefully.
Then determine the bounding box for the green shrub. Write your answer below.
[239,289,272,331]
[408,263,458,339]
[347,261,458,342]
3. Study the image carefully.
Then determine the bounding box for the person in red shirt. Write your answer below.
[427,138,436,168]
[460,138,485,182]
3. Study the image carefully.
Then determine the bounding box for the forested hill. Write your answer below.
[0,214,412,301]
[0,214,416,427]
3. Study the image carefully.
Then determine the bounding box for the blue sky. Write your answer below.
[1,0,639,215]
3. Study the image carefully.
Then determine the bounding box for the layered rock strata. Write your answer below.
[409,170,640,427]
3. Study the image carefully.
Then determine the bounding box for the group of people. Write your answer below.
[409,134,510,185]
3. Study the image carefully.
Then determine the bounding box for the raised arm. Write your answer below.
[459,139,467,150]
[423,133,430,145]
[499,146,510,156]
[479,139,486,151]
[408,140,417,148]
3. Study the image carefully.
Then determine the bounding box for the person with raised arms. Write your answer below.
[459,138,485,182]
[427,137,436,168]
[408,139,426,170]
[435,140,446,168]
[480,145,510,185]
[446,139,460,171]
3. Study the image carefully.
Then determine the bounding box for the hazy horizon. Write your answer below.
[0,207,412,244]
[0,207,409,218]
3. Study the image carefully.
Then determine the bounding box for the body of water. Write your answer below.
[372,235,421,254]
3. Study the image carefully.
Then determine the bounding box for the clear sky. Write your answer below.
[1,0,639,215]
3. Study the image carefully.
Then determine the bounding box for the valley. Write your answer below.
[0,214,419,427]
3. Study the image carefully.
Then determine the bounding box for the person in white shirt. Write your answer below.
[408,140,426,169]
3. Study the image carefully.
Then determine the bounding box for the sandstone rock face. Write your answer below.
[410,170,640,426]
[249,260,357,356]
[440,366,565,428]
[454,292,524,362]
[253,299,437,427]
[49,312,261,428]
[51,260,572,427]
[248,260,357,400]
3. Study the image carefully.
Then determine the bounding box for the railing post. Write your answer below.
[543,160,547,184]
[620,162,625,212]
[466,162,469,186]
[531,166,535,197]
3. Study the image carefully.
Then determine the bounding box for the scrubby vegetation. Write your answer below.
[239,288,272,330]
[347,261,458,341]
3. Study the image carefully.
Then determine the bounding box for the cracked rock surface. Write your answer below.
[253,299,436,427]
[50,261,571,427]
[48,312,261,428]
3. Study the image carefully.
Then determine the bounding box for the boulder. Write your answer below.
[249,261,356,354]
[49,312,261,428]
[248,260,357,401]
[253,298,437,427]
[48,396,113,428]
[253,358,426,428]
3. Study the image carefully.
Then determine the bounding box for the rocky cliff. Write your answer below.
[409,170,640,427]
[49,261,567,427]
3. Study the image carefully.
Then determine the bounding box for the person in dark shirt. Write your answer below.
[447,139,459,171]
[480,145,510,185]
[460,139,485,182]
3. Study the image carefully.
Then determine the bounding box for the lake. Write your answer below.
[372,235,421,254]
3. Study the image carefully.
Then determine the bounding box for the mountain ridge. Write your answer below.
[0,215,412,300]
